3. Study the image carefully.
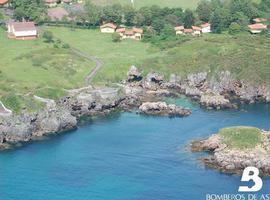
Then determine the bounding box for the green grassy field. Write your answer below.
[2,26,270,112]
[142,34,270,84]
[0,28,95,112]
[47,27,163,85]
[91,0,201,9]
[219,126,263,149]
[49,27,270,86]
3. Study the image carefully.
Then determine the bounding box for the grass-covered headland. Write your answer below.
[219,126,263,149]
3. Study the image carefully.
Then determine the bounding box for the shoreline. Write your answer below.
[1,67,270,152]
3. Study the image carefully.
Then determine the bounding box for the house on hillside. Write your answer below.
[100,23,117,33]
[175,25,202,36]
[248,23,267,34]
[48,7,69,21]
[253,18,268,24]
[0,0,9,6]
[44,0,58,7]
[44,0,72,7]
[116,27,143,40]
[174,26,184,35]
[192,26,202,36]
[7,22,38,40]
[200,23,211,33]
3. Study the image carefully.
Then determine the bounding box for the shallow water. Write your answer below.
[1,99,270,200]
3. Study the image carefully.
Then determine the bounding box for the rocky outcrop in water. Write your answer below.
[191,129,270,176]
[200,93,232,109]
[139,102,191,117]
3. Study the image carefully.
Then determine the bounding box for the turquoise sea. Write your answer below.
[1,98,270,200]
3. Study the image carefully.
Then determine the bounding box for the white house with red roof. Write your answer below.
[174,26,184,35]
[116,27,143,40]
[200,23,211,33]
[100,23,117,33]
[7,22,38,40]
[248,23,267,34]
[0,0,9,6]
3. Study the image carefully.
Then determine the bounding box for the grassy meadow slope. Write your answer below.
[47,27,164,85]
[48,27,270,86]
[91,0,200,9]
[0,28,95,112]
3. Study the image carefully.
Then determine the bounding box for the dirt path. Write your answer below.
[71,48,103,85]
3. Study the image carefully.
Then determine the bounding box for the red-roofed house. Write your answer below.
[174,26,184,35]
[116,27,143,40]
[44,0,58,7]
[0,0,9,5]
[200,23,211,33]
[248,23,267,34]
[192,26,202,36]
[100,23,117,33]
[253,18,268,23]
[7,22,38,40]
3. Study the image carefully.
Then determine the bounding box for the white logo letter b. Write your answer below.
[238,166,263,192]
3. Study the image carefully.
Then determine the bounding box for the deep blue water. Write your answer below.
[1,99,270,200]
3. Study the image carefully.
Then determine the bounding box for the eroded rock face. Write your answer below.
[187,72,207,87]
[191,131,270,176]
[139,102,191,117]
[144,72,164,90]
[0,87,125,150]
[127,66,142,82]
[200,93,232,109]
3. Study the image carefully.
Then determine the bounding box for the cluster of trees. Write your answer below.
[11,0,47,23]
[8,0,270,36]
[79,0,269,37]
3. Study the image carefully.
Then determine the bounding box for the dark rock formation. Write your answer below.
[127,65,143,82]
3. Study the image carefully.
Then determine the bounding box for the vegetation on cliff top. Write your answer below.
[219,126,263,149]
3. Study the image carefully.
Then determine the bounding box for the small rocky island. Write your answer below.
[191,126,270,176]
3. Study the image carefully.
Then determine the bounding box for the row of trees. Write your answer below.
[80,0,269,34]
[8,0,270,35]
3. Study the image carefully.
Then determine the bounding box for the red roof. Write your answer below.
[8,22,37,32]
[133,27,143,34]
[0,0,9,4]
[248,23,267,30]
[116,28,125,33]
[174,26,184,31]
[100,23,117,29]
[200,23,211,28]
[253,18,268,23]
[192,26,202,31]
[184,29,193,33]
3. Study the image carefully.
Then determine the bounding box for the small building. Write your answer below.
[0,0,9,6]
[174,26,184,35]
[183,28,193,35]
[192,26,202,36]
[116,27,143,40]
[48,7,69,21]
[44,0,58,7]
[248,23,267,34]
[7,22,38,40]
[100,23,117,33]
[200,23,211,33]
[253,18,268,23]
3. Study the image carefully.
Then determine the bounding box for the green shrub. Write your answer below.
[112,33,121,42]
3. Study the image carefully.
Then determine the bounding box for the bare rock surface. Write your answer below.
[191,129,270,176]
[139,102,191,117]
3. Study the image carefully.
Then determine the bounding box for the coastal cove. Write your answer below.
[1,101,270,200]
